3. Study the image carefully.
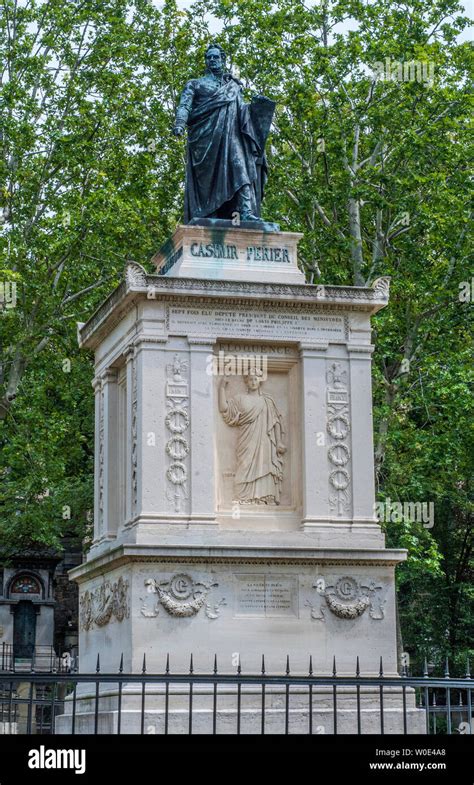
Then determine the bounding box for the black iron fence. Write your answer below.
[0,643,75,674]
[0,654,471,735]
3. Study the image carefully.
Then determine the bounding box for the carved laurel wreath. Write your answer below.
[166,461,187,485]
[165,407,189,434]
[329,468,350,491]
[328,443,350,466]
[165,435,189,460]
[327,413,350,440]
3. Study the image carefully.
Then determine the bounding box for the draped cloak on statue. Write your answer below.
[174,73,275,223]
[221,391,284,504]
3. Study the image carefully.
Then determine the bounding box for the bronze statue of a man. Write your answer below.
[173,43,275,224]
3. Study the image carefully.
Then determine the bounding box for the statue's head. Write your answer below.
[243,369,264,391]
[205,43,225,74]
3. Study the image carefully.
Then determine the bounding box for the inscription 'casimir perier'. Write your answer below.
[190,242,291,263]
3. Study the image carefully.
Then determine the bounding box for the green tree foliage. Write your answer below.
[1,0,472,666]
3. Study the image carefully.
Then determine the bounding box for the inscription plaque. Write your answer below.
[167,305,346,341]
[235,575,298,617]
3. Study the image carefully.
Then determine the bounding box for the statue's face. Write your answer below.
[245,374,262,391]
[206,48,223,73]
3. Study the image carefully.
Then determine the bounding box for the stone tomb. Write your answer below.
[58,231,423,732]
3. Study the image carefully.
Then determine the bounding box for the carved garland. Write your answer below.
[165,355,189,512]
[141,574,225,620]
[308,576,386,621]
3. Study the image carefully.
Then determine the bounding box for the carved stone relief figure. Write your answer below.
[218,371,286,504]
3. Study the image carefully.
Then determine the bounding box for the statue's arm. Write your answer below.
[172,80,195,136]
[218,377,229,414]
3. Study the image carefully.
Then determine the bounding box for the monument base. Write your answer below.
[70,544,405,676]
[72,255,399,734]
[56,684,425,735]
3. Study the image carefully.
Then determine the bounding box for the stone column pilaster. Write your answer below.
[348,344,377,523]
[188,337,218,527]
[101,368,119,540]
[298,341,329,528]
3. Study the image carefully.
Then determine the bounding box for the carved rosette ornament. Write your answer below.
[165,355,190,512]
[326,362,351,516]
[80,576,130,631]
[307,576,386,621]
[141,574,225,620]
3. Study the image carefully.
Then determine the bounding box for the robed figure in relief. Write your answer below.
[219,373,286,505]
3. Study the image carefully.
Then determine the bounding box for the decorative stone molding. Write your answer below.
[149,277,389,302]
[308,576,386,621]
[122,344,136,362]
[347,344,375,355]
[80,576,129,630]
[371,276,391,300]
[79,276,391,350]
[124,260,147,288]
[298,341,329,354]
[141,574,225,619]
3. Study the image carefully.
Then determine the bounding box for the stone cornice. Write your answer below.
[69,543,406,583]
[78,270,390,351]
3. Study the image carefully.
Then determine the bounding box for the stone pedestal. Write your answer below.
[151,224,305,284]
[64,229,422,732]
